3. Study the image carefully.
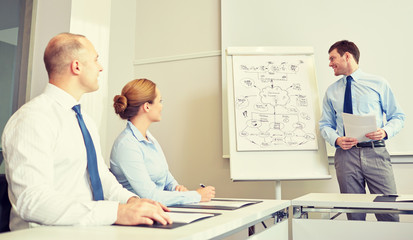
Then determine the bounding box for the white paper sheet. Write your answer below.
[167,212,215,223]
[182,200,255,208]
[395,195,413,202]
[342,113,377,142]
[231,55,319,151]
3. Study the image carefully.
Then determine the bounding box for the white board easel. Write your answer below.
[226,47,331,199]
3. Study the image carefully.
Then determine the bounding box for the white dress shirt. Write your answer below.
[1,84,135,230]
[319,69,405,147]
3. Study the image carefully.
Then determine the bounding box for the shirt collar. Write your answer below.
[44,83,79,110]
[127,121,153,143]
[347,68,363,83]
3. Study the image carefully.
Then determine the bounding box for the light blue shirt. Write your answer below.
[319,69,405,147]
[110,121,201,206]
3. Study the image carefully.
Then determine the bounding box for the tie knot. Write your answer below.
[72,104,81,115]
[346,75,353,83]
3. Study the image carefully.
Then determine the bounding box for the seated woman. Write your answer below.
[110,78,215,206]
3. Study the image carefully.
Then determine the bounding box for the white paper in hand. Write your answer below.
[342,113,377,142]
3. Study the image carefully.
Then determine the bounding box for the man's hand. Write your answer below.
[115,198,172,226]
[365,128,387,141]
[336,136,358,150]
[196,186,216,202]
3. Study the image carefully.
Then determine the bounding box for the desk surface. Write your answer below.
[292,193,413,210]
[292,193,413,240]
[0,199,289,240]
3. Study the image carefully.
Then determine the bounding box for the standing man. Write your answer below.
[319,40,405,221]
[2,33,172,230]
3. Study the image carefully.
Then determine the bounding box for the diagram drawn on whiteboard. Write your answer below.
[232,55,318,151]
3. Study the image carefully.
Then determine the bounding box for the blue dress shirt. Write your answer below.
[319,69,405,147]
[110,121,201,206]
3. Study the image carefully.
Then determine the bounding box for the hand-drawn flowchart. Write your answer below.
[232,55,318,151]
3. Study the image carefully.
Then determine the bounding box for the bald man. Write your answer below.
[2,33,172,231]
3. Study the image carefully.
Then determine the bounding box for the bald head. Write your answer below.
[43,33,87,78]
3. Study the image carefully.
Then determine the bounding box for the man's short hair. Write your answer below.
[328,40,360,64]
[43,33,86,77]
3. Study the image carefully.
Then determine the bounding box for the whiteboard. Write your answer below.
[226,47,330,180]
[222,0,413,158]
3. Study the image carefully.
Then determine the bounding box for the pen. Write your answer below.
[200,183,206,188]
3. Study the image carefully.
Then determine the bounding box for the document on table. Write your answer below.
[168,212,215,223]
[374,195,413,203]
[169,199,260,210]
[394,195,413,202]
[342,113,377,142]
[191,200,255,208]
[135,211,219,229]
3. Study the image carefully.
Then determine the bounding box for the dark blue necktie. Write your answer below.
[343,75,353,114]
[72,104,104,201]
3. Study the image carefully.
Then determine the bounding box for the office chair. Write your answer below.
[0,174,11,233]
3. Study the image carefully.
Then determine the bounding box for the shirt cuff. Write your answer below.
[330,135,340,147]
[79,201,119,226]
[382,126,391,139]
[119,189,138,204]
[188,191,202,203]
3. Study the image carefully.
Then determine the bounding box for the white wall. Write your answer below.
[101,0,413,201]
[222,0,413,158]
[29,0,111,150]
[69,0,112,149]
[29,0,71,99]
[104,0,282,198]
[104,0,136,160]
[28,0,413,201]
[220,0,413,199]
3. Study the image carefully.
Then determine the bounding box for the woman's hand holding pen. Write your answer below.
[196,185,215,202]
